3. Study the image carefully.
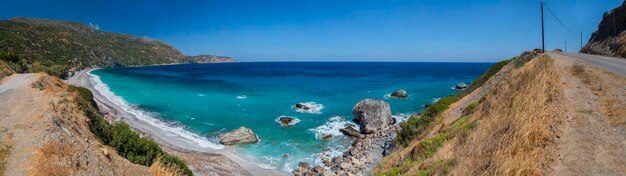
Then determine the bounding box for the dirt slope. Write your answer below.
[375,53,626,175]
[0,74,150,175]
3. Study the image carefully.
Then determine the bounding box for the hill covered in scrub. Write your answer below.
[0,17,235,78]
[581,1,626,58]
[0,74,192,175]
[375,50,626,175]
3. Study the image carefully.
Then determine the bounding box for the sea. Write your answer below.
[89,62,492,171]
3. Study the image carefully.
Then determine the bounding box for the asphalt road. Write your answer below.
[553,52,626,77]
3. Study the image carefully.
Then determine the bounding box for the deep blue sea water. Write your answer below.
[90,62,492,171]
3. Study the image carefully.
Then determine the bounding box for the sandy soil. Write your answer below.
[548,53,626,176]
[67,70,287,176]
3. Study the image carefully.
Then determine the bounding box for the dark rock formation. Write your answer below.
[390,90,408,99]
[339,125,362,138]
[278,116,295,127]
[581,2,626,57]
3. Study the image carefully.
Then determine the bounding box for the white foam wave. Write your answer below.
[275,116,301,126]
[392,113,411,124]
[431,97,441,103]
[383,93,392,99]
[294,102,324,114]
[197,93,206,97]
[236,95,247,99]
[310,116,359,139]
[87,70,224,149]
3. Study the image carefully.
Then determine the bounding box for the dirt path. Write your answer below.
[0,74,151,176]
[549,53,626,176]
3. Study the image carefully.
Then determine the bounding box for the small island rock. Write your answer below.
[278,116,295,127]
[455,82,468,90]
[219,127,259,145]
[390,90,408,99]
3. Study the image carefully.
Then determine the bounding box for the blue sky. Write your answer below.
[0,0,622,62]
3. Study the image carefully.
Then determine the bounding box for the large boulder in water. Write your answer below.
[390,90,408,99]
[219,127,259,145]
[295,103,312,111]
[278,116,296,127]
[352,99,392,134]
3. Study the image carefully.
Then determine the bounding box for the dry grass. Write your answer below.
[30,141,76,176]
[601,99,626,125]
[0,142,11,176]
[448,55,563,175]
[375,54,565,175]
[150,157,185,176]
[30,75,67,93]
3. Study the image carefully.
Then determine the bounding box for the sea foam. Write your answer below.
[310,116,359,139]
[294,102,324,114]
[88,70,224,149]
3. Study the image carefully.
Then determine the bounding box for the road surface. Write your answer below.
[551,52,626,77]
[0,74,36,97]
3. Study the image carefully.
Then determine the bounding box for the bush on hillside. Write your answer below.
[68,86,193,175]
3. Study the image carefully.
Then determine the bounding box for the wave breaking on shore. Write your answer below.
[87,70,224,150]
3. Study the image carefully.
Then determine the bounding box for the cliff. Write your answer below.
[581,2,626,58]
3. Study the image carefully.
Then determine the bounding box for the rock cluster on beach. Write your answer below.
[293,99,399,176]
[390,89,408,99]
[219,127,259,145]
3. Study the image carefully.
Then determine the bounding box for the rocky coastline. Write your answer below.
[293,99,399,176]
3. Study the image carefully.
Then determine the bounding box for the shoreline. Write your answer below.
[66,69,287,176]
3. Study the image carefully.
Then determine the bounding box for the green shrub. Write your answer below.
[68,85,192,175]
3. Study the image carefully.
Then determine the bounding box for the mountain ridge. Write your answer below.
[0,17,235,78]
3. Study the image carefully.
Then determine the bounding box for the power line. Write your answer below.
[542,2,578,35]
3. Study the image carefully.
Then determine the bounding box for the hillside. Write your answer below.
[188,55,237,63]
[581,1,626,58]
[375,51,626,175]
[0,17,236,78]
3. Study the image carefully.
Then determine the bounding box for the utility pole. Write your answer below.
[541,2,545,52]
[580,32,583,51]
[565,41,567,52]
[614,11,617,45]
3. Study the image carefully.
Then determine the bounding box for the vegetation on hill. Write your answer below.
[377,51,548,176]
[0,17,235,79]
[69,85,193,176]
[395,54,518,146]
[0,59,15,80]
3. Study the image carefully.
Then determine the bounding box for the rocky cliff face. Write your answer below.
[581,2,626,57]
[189,55,237,63]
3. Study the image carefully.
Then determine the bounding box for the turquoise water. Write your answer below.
[90,62,491,171]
